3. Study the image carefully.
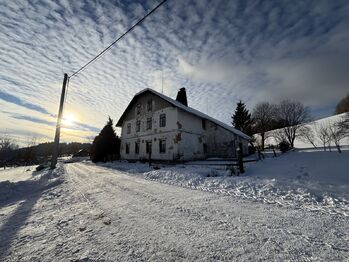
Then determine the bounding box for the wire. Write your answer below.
[69,0,169,78]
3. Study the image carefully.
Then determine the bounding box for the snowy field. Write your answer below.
[0,150,348,261]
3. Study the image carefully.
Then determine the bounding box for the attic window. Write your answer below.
[147,99,152,111]
[136,104,141,115]
[127,123,131,134]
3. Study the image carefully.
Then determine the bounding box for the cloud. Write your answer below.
[0,90,52,116]
[0,0,348,144]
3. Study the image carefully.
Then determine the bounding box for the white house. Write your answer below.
[116,88,251,161]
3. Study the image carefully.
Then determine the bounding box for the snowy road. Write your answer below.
[0,162,348,261]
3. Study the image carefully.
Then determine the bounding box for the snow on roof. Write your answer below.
[117,88,251,140]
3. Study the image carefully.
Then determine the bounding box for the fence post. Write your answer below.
[148,150,152,167]
[237,143,244,174]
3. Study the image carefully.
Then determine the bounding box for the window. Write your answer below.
[159,139,166,153]
[127,123,131,134]
[147,99,152,111]
[136,104,141,115]
[136,120,140,132]
[146,117,152,130]
[203,143,208,154]
[146,141,152,154]
[202,119,206,130]
[125,143,130,154]
[135,142,139,154]
[159,114,166,127]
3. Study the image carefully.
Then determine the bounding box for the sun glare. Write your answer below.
[62,112,77,126]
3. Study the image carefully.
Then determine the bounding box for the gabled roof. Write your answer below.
[116,88,251,140]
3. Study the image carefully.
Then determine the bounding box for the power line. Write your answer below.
[69,0,169,78]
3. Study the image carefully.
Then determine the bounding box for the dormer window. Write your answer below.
[147,99,152,111]
[136,104,141,115]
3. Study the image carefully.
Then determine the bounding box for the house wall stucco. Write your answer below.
[175,110,249,159]
[120,103,179,160]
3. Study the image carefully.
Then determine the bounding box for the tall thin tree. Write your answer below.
[232,100,253,136]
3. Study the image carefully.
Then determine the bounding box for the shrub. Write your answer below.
[279,140,290,153]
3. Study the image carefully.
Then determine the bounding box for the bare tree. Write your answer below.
[315,123,331,151]
[337,112,349,136]
[23,136,38,165]
[0,136,18,154]
[328,121,346,153]
[252,102,277,150]
[274,100,311,148]
[298,125,317,148]
[272,128,288,144]
[0,136,19,167]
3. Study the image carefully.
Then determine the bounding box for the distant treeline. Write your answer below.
[0,142,91,167]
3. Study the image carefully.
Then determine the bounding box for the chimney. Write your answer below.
[176,87,188,106]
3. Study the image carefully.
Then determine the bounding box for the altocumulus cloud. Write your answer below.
[1,0,349,143]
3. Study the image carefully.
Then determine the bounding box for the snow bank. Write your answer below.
[103,150,349,216]
[0,165,64,203]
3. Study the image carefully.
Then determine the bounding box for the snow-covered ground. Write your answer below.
[101,149,349,217]
[0,166,37,183]
[0,150,348,261]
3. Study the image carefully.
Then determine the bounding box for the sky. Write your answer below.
[1,0,349,146]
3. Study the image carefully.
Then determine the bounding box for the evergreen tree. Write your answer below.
[335,93,349,114]
[232,100,253,136]
[90,117,120,163]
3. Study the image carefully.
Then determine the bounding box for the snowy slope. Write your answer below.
[263,113,349,148]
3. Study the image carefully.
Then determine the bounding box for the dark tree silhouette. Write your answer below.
[232,100,253,136]
[274,100,311,148]
[90,117,120,163]
[335,94,349,114]
[0,136,18,164]
[252,102,276,150]
[338,112,349,135]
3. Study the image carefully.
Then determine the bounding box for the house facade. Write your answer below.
[116,88,250,161]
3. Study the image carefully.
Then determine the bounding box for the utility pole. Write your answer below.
[50,73,68,169]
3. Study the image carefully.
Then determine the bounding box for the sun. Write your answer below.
[62,112,77,126]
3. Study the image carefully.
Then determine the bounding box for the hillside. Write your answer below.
[263,113,349,149]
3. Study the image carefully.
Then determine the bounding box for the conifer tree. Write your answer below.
[90,117,120,163]
[232,100,253,136]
